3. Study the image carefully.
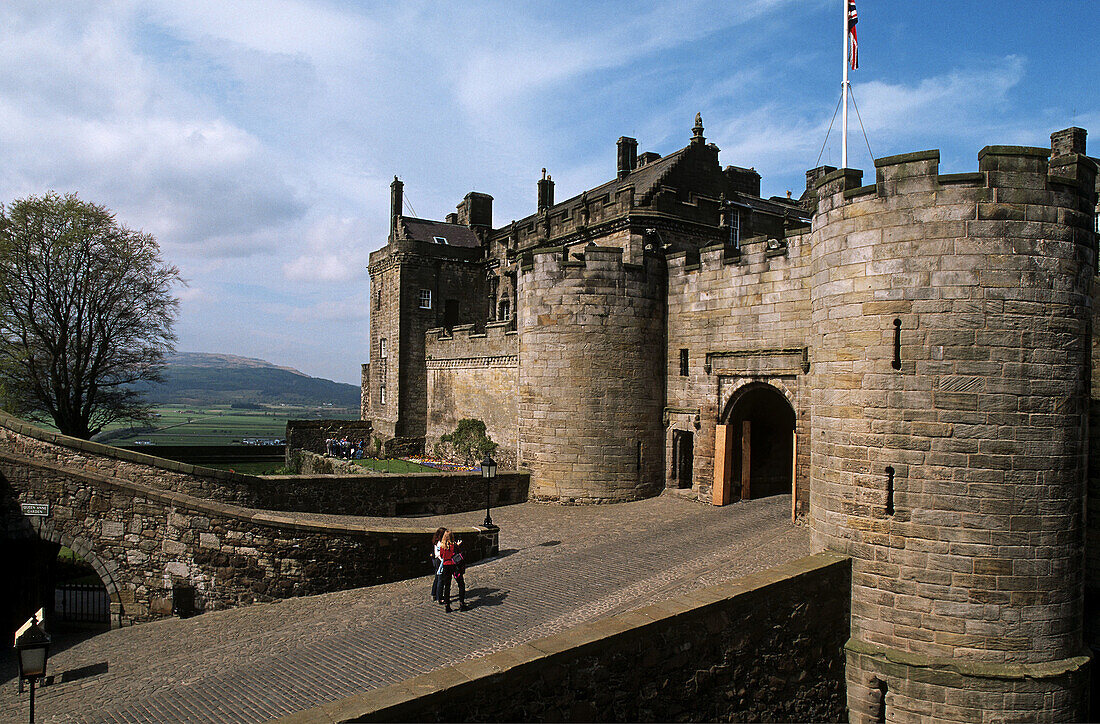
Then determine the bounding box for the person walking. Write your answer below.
[430,527,446,603]
[437,529,466,612]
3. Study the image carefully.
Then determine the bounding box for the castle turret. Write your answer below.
[809,137,1097,722]
[519,246,666,502]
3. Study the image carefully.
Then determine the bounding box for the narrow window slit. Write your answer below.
[892,318,902,370]
[885,466,895,516]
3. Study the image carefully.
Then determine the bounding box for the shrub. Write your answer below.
[439,418,497,465]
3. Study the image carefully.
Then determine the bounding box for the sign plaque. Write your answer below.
[20,503,49,517]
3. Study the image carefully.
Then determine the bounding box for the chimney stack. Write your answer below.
[538,168,555,212]
[617,137,638,178]
[390,176,403,239]
[1051,127,1087,158]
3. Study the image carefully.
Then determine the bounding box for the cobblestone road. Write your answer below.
[2,494,809,723]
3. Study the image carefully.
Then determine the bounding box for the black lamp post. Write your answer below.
[481,452,497,527]
[14,615,51,724]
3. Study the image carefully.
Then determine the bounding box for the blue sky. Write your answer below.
[2,1,1097,384]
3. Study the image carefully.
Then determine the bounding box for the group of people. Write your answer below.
[324,437,364,459]
[431,527,467,612]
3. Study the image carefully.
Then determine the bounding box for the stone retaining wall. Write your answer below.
[1,449,497,625]
[279,553,851,723]
[289,451,529,516]
[285,419,374,462]
[0,412,499,625]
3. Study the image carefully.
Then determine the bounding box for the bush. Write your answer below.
[439,419,497,465]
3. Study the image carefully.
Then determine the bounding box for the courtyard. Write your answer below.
[2,494,807,723]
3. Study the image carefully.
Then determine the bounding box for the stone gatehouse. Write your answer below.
[365,117,1100,721]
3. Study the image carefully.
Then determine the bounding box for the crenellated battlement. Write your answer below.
[425,320,517,368]
[666,223,811,280]
[815,144,1098,233]
[521,244,664,292]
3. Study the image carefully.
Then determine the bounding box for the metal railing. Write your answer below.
[54,583,109,624]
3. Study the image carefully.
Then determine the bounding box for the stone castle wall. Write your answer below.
[425,321,519,467]
[519,246,666,502]
[665,228,812,506]
[807,146,1097,721]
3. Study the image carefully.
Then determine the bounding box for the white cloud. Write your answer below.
[286,294,370,325]
[282,214,370,282]
[0,3,307,258]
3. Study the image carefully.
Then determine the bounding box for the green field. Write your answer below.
[93,404,359,446]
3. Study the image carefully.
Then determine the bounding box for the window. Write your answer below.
[375,282,382,309]
[433,236,448,244]
[419,289,432,309]
[680,348,689,376]
[379,337,387,359]
[380,385,387,405]
[499,299,511,321]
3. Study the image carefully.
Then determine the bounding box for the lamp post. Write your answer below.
[480,452,497,527]
[14,614,51,724]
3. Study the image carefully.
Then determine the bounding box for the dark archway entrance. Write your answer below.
[715,383,795,502]
[1,537,111,634]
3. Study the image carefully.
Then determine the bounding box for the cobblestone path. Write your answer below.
[1,494,809,723]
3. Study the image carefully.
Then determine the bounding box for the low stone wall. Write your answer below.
[279,552,851,723]
[0,413,527,519]
[280,451,530,517]
[0,411,500,626]
[285,419,374,462]
[1,449,498,626]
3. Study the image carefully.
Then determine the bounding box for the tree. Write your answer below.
[0,192,182,439]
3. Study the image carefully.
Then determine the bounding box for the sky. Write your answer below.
[1,1,1097,384]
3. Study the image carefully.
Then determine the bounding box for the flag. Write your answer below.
[848,0,859,70]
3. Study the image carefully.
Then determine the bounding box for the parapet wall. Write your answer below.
[425,321,519,467]
[283,552,851,723]
[807,144,1097,721]
[0,414,498,625]
[519,246,666,501]
[288,452,529,516]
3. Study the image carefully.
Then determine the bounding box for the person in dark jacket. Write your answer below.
[430,527,446,603]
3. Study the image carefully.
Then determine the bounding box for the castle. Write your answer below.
[364,117,1100,721]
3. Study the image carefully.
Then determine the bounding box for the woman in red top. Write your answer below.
[437,529,466,612]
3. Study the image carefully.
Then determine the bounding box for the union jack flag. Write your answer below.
[848,0,859,69]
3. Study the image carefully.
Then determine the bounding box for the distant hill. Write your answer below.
[136,352,361,407]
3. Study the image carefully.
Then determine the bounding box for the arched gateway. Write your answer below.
[712,383,795,505]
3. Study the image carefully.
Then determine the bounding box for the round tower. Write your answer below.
[809,144,1097,721]
[518,245,666,502]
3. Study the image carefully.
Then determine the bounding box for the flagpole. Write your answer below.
[842,0,849,169]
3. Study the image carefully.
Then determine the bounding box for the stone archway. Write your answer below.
[26,517,122,628]
[713,382,796,504]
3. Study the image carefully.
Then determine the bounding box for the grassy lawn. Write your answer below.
[350,458,437,474]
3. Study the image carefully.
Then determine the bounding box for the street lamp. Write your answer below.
[480,452,497,527]
[14,614,51,723]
